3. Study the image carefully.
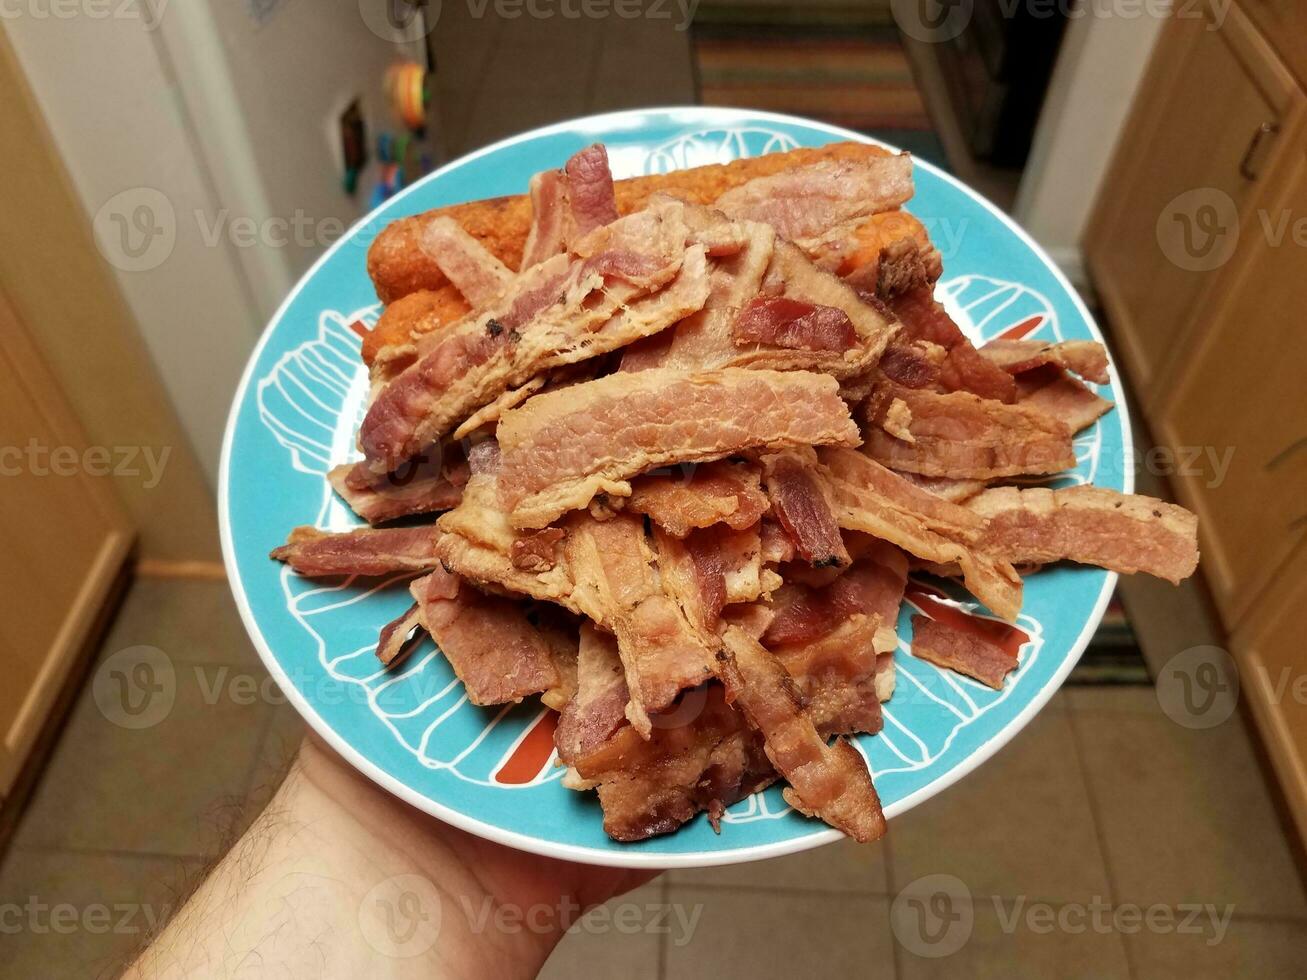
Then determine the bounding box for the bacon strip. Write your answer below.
[970,485,1200,583]
[436,466,580,611]
[632,214,898,378]
[910,614,1017,690]
[772,614,894,738]
[714,153,914,242]
[269,525,442,577]
[328,461,462,525]
[862,383,1077,479]
[761,451,850,568]
[419,216,514,308]
[765,539,908,647]
[591,686,773,841]
[845,232,943,300]
[879,338,943,390]
[520,169,569,269]
[620,213,776,373]
[980,338,1109,384]
[625,461,768,539]
[495,368,861,529]
[376,602,424,668]
[359,199,706,475]
[409,568,561,705]
[716,628,886,842]
[816,447,1022,621]
[1016,365,1114,434]
[555,624,631,769]
[888,286,1017,402]
[564,143,620,238]
[734,297,858,352]
[564,513,717,737]
[451,376,547,440]
[893,471,987,503]
[510,527,566,572]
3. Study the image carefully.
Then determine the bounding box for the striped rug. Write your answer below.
[1069,592,1150,685]
[691,15,947,166]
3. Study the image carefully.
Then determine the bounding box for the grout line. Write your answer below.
[7,843,208,863]
[664,880,891,900]
[656,874,669,980]
[135,559,227,581]
[1064,704,1136,979]
[883,830,905,980]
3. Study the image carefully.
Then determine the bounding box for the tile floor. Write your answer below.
[431,4,697,161]
[2,576,1305,978]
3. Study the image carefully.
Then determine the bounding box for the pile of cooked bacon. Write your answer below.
[272,142,1199,844]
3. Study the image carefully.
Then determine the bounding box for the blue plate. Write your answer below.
[219,107,1133,868]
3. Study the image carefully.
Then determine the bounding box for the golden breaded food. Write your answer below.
[362,143,929,365]
[364,285,470,365]
[366,141,892,305]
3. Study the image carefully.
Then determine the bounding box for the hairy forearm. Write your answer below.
[125,738,648,979]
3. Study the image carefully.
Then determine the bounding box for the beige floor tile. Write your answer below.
[539,880,664,980]
[895,896,1131,980]
[97,577,261,669]
[14,659,273,858]
[1125,914,1307,977]
[591,19,697,110]
[1070,706,1307,916]
[1065,684,1160,715]
[889,705,1113,905]
[0,849,199,980]
[460,86,592,152]
[668,836,889,894]
[663,886,894,978]
[494,35,601,97]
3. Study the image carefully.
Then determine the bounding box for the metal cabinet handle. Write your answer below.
[1239,122,1280,181]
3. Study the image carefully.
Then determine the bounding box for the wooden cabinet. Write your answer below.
[1239,0,1307,88]
[1157,124,1307,625]
[1234,538,1307,850]
[1085,3,1299,405]
[0,288,133,798]
[1088,0,1307,854]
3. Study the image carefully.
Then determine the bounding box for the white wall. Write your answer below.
[4,12,262,484]
[1014,8,1168,285]
[4,1,429,482]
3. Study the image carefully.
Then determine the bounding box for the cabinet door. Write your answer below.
[1156,119,1307,625]
[1233,537,1307,854]
[0,289,133,795]
[1240,0,1307,89]
[1084,4,1297,403]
